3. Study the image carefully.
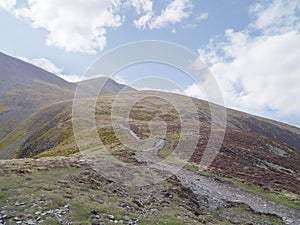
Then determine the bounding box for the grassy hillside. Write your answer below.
[3,91,297,197]
[0,91,299,224]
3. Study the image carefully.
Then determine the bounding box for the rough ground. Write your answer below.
[0,155,289,225]
[130,124,300,225]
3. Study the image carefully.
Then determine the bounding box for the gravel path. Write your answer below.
[123,125,300,225]
[177,169,300,225]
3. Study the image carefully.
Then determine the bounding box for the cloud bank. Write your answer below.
[0,0,205,53]
[192,0,300,127]
[133,0,193,30]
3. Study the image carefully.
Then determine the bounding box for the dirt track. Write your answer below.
[126,125,300,225]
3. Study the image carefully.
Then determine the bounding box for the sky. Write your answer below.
[0,0,299,127]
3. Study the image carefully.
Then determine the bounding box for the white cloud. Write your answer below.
[18,56,85,82]
[0,0,16,10]
[112,74,127,84]
[196,12,208,22]
[133,12,153,30]
[149,0,192,29]
[249,0,300,33]
[129,0,153,15]
[132,0,193,30]
[18,57,63,75]
[129,0,154,30]
[205,31,300,113]
[2,0,123,54]
[195,0,300,127]
[1,0,199,51]
[58,74,85,83]
[60,74,110,82]
[184,83,206,100]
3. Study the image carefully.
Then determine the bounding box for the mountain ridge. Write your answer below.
[0,52,136,158]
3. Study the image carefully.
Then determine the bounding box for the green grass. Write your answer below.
[0,128,23,152]
[36,136,79,158]
[0,104,8,113]
[98,127,120,145]
[130,109,161,121]
[228,179,300,210]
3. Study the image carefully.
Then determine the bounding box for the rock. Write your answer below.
[164,192,173,199]
[140,209,146,215]
[107,215,115,220]
[95,215,100,220]
[229,218,243,224]
[27,219,36,225]
[130,218,139,224]
[132,200,143,208]
[15,202,25,206]
[150,208,158,214]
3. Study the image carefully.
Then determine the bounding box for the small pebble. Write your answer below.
[107,214,115,220]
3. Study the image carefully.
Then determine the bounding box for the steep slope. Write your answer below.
[11,91,297,224]
[0,53,135,158]
[76,76,136,96]
[11,91,297,197]
[0,52,74,93]
[0,52,75,140]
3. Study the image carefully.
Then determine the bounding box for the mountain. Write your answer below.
[0,52,299,224]
[0,52,135,158]
[76,76,136,96]
[0,52,74,92]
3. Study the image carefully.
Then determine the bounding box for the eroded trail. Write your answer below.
[177,169,300,225]
[122,126,300,225]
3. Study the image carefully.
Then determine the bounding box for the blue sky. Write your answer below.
[0,0,253,74]
[0,0,299,127]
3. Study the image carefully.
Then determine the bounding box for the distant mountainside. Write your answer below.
[0,53,75,156]
[0,52,299,159]
[0,52,136,158]
[0,52,74,92]
[77,76,136,96]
